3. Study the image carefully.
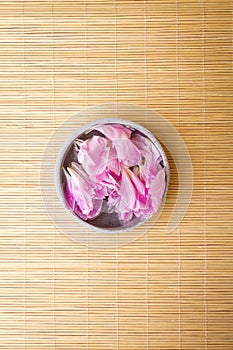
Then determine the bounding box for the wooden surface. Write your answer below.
[0,0,233,349]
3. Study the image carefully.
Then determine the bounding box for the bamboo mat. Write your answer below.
[0,0,233,349]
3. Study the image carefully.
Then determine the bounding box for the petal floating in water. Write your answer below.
[132,133,162,186]
[113,138,141,167]
[77,135,110,175]
[95,123,132,140]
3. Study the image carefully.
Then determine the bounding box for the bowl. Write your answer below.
[55,118,169,233]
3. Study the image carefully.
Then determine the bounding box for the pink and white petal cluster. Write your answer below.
[63,123,166,223]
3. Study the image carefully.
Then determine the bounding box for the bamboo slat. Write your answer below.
[0,0,232,349]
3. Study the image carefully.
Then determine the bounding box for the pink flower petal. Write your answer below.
[95,123,132,140]
[74,199,103,221]
[94,183,108,199]
[63,168,76,211]
[114,167,144,222]
[124,168,150,213]
[67,166,94,215]
[149,168,166,211]
[126,167,146,197]
[134,195,154,219]
[107,189,121,208]
[116,167,137,213]
[64,163,104,220]
[77,135,110,175]
[113,139,141,167]
[94,145,121,189]
[107,144,121,175]
[132,134,162,186]
[94,125,141,167]
[120,211,133,223]
[115,166,160,223]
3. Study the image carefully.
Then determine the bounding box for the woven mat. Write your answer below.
[0,1,233,349]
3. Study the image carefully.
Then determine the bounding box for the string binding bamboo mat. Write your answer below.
[0,0,232,349]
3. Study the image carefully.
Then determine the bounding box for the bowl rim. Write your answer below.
[54,118,170,233]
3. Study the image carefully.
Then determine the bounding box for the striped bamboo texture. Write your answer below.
[0,0,233,349]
